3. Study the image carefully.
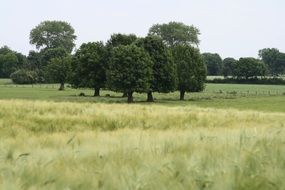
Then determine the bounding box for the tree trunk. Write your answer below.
[127,92,134,103]
[122,92,128,97]
[94,88,100,97]
[180,90,185,101]
[59,82,64,91]
[147,91,154,102]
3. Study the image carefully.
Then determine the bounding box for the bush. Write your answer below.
[10,69,38,84]
[207,78,285,85]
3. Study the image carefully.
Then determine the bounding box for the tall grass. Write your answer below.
[0,100,284,189]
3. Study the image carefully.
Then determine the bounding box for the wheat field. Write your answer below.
[0,100,285,189]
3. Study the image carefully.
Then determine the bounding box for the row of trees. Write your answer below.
[2,20,283,102]
[203,49,285,78]
[3,21,206,103]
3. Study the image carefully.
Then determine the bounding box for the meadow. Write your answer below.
[1,79,285,112]
[0,79,285,189]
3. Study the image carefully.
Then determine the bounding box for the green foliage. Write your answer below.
[222,57,237,78]
[26,51,45,83]
[233,58,266,79]
[259,48,285,76]
[149,22,200,47]
[10,69,38,84]
[107,45,153,102]
[276,52,285,74]
[172,45,207,100]
[106,33,137,48]
[41,47,68,66]
[0,52,18,77]
[46,56,72,90]
[202,53,223,76]
[0,46,27,78]
[27,51,41,69]
[135,36,177,96]
[208,77,285,85]
[30,20,76,53]
[71,42,107,96]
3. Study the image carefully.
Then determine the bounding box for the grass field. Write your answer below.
[0,100,285,189]
[0,79,285,189]
[1,79,285,112]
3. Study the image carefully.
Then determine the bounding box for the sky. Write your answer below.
[1,0,284,59]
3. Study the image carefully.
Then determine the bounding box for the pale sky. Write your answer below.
[1,0,284,59]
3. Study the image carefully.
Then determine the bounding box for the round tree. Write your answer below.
[149,22,200,47]
[71,42,107,96]
[136,36,177,102]
[107,45,153,103]
[106,33,138,97]
[172,45,207,100]
[30,20,76,53]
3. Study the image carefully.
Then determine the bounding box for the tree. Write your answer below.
[233,58,266,79]
[41,47,68,66]
[46,56,72,90]
[71,42,107,96]
[276,53,285,75]
[27,51,42,70]
[10,69,38,84]
[0,52,18,78]
[41,48,69,82]
[202,53,223,76]
[136,36,177,102]
[30,20,76,53]
[106,33,138,97]
[106,33,137,48]
[172,45,207,100]
[107,45,153,103]
[222,58,237,78]
[0,46,11,55]
[259,48,285,76]
[149,22,200,47]
[0,46,26,78]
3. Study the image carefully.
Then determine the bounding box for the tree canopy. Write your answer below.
[30,21,77,53]
[107,45,153,103]
[71,42,107,96]
[106,33,137,48]
[0,46,26,78]
[149,22,200,47]
[172,45,207,100]
[259,48,285,76]
[222,58,237,78]
[135,36,177,102]
[233,58,266,79]
[46,56,72,90]
[202,53,223,76]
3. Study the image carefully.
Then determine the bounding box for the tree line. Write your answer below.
[1,20,284,102]
[1,21,206,103]
[203,49,285,78]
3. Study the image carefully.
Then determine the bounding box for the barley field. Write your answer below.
[0,100,285,190]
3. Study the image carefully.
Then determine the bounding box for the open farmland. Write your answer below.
[1,79,285,112]
[0,81,284,189]
[0,100,285,189]
[2,1,285,189]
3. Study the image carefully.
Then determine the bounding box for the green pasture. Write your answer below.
[0,79,284,112]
